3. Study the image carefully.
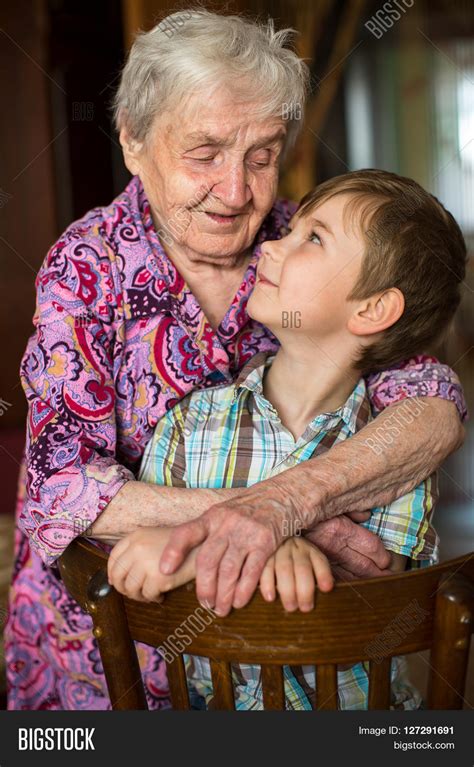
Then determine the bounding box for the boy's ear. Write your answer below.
[119,123,144,176]
[347,288,405,337]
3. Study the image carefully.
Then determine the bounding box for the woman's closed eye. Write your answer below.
[186,147,272,167]
[248,150,271,168]
[194,156,216,163]
[186,145,219,163]
[189,154,217,164]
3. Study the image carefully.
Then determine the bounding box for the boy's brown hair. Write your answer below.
[298,169,467,374]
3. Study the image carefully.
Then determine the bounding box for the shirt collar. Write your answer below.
[233,351,275,393]
[335,378,371,434]
[233,351,372,434]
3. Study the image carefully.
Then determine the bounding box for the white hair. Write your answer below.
[113,8,310,154]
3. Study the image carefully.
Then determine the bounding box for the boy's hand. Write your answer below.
[107,527,197,602]
[259,537,334,612]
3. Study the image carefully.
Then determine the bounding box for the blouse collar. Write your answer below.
[124,175,289,346]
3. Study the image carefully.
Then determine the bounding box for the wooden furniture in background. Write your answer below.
[59,537,474,710]
[0,0,58,428]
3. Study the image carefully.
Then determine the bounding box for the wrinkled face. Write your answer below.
[131,84,286,263]
[247,193,366,339]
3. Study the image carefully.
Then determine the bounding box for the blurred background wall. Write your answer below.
[1,0,473,704]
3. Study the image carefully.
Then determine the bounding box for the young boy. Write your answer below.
[107,169,466,709]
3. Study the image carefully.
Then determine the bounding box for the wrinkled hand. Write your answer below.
[159,480,302,616]
[304,514,392,581]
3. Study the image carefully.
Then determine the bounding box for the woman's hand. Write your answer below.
[107,527,197,602]
[158,475,307,616]
[304,514,392,581]
[259,537,334,612]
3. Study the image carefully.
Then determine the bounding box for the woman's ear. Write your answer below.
[119,123,144,176]
[347,288,405,337]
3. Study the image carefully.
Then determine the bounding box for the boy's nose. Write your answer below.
[261,238,286,261]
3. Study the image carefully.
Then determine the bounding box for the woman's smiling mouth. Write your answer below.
[203,211,240,225]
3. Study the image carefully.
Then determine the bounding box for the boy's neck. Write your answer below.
[262,339,361,441]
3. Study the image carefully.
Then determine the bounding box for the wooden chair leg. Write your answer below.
[427,572,474,710]
[87,569,148,710]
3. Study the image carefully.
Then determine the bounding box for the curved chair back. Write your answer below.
[58,538,474,710]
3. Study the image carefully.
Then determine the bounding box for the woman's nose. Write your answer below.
[211,162,252,209]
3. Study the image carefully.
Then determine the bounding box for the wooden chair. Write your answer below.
[58,538,474,710]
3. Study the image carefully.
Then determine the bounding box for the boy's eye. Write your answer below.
[309,231,322,245]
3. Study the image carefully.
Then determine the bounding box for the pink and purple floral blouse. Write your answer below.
[5,175,466,710]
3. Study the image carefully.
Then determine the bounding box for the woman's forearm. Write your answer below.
[88,480,242,543]
[89,398,463,545]
[293,397,463,527]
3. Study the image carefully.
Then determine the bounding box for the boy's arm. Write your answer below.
[108,526,199,602]
[89,402,243,544]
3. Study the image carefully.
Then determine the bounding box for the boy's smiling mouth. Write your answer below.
[256,270,278,287]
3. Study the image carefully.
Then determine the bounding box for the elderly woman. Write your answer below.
[6,10,465,710]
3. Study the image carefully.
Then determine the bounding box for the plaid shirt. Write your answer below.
[139,351,439,710]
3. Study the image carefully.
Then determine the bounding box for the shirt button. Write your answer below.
[285,455,296,466]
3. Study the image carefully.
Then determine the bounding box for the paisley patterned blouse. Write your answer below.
[5,175,466,710]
